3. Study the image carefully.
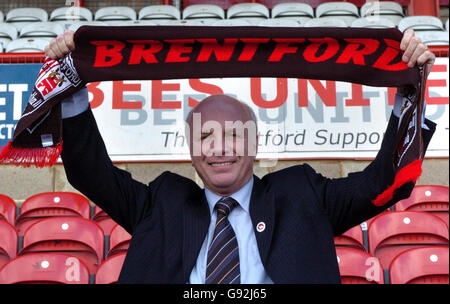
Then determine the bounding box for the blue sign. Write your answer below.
[0,64,41,147]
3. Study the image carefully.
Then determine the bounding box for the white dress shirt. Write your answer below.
[188,177,273,284]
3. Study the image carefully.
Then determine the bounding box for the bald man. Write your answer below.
[51,29,436,283]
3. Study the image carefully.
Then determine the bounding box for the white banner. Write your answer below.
[89,58,449,162]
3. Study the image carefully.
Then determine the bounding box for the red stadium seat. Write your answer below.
[95,252,127,284]
[336,247,384,284]
[20,217,104,274]
[0,220,18,269]
[107,224,131,258]
[0,253,90,284]
[334,224,366,251]
[92,205,119,236]
[394,185,449,226]
[368,211,449,269]
[0,194,16,225]
[389,246,449,284]
[15,192,91,235]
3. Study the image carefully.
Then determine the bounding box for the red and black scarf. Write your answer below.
[0,26,427,205]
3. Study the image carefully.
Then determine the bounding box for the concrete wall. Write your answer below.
[1,158,448,205]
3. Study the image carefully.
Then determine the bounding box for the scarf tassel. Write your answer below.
[0,140,62,168]
[372,159,423,207]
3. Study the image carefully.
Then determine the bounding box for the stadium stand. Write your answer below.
[95,252,127,284]
[94,6,137,25]
[0,23,18,51]
[389,246,449,284]
[19,216,104,274]
[0,253,90,284]
[336,247,384,284]
[315,2,360,26]
[227,3,270,24]
[5,37,48,53]
[15,191,91,236]
[351,16,397,28]
[0,220,18,269]
[360,1,405,25]
[19,21,64,41]
[334,224,366,252]
[107,224,131,258]
[92,205,119,236]
[182,4,225,23]
[395,185,449,226]
[0,193,16,225]
[139,5,180,22]
[5,7,48,31]
[368,211,449,269]
[271,2,315,26]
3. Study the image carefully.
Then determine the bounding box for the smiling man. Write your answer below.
[49,29,436,283]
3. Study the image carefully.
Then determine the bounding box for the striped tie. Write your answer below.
[205,197,240,284]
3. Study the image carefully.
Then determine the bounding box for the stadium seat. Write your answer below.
[94,6,137,25]
[336,247,384,284]
[0,253,90,284]
[107,224,131,258]
[227,3,270,25]
[19,22,65,41]
[5,38,48,53]
[315,2,359,26]
[0,193,16,225]
[108,20,159,26]
[390,246,449,284]
[15,192,91,236]
[304,18,348,27]
[139,5,180,22]
[0,10,3,22]
[183,4,225,24]
[50,6,93,22]
[351,17,396,28]
[20,217,104,274]
[0,23,18,50]
[334,224,366,251]
[211,19,252,26]
[258,19,301,27]
[68,21,108,32]
[5,8,48,31]
[95,252,126,284]
[368,211,449,269]
[183,0,237,10]
[414,31,450,46]
[271,2,314,26]
[398,16,445,32]
[360,1,404,25]
[92,205,119,236]
[0,220,18,269]
[395,185,449,226]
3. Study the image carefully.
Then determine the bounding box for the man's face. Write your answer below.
[188,95,257,196]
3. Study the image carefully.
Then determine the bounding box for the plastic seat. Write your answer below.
[183,4,225,22]
[271,2,313,26]
[5,38,49,53]
[20,217,104,274]
[108,20,158,27]
[389,246,449,284]
[395,185,449,226]
[0,23,18,50]
[227,3,269,25]
[107,224,131,258]
[95,252,126,284]
[211,19,252,26]
[0,253,90,284]
[19,22,65,41]
[0,10,3,22]
[92,205,119,236]
[334,224,366,251]
[68,21,108,32]
[414,31,449,46]
[15,192,91,236]
[351,17,396,28]
[398,16,445,32]
[95,6,136,25]
[50,6,93,22]
[304,18,348,28]
[0,194,16,225]
[368,211,449,269]
[183,0,236,10]
[257,19,301,27]
[360,1,404,25]
[336,247,384,284]
[0,221,18,269]
[139,5,181,22]
[5,8,48,31]
[316,2,359,26]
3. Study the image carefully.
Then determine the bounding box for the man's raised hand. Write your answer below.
[44,30,75,60]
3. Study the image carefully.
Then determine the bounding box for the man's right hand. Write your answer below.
[45,30,75,60]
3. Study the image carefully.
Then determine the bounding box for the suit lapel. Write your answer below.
[249,175,276,265]
[182,191,210,282]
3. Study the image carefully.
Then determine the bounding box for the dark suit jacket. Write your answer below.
[61,108,435,284]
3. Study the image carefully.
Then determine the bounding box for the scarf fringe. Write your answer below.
[0,141,62,168]
[372,159,423,207]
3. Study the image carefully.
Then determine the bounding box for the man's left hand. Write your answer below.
[400,28,436,78]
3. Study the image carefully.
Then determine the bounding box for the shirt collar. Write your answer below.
[204,177,254,215]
